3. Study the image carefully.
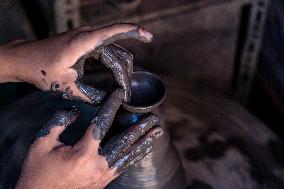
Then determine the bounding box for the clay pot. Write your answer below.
[106,71,186,189]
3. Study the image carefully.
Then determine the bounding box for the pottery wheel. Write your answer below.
[0,78,283,189]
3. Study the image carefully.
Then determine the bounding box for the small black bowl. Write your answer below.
[122,71,166,113]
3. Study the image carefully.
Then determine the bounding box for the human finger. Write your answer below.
[91,88,124,141]
[75,80,107,105]
[109,44,133,80]
[102,114,159,165]
[100,46,130,101]
[110,127,163,173]
[35,107,80,149]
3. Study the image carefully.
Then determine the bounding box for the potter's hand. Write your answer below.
[0,23,153,104]
[16,89,163,189]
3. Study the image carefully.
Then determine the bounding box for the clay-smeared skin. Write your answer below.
[35,107,79,139]
[75,44,134,103]
[49,81,88,103]
[92,89,125,140]
[73,26,151,103]
[111,127,163,173]
[99,27,152,48]
[50,81,60,92]
[41,70,47,76]
[101,114,159,166]
[75,44,133,104]
[109,44,133,79]
[90,89,163,173]
[76,81,107,104]
[35,85,163,176]
[100,46,131,101]
[25,91,164,189]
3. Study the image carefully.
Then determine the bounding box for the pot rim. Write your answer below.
[122,71,167,113]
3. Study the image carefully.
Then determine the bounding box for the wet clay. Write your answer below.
[89,88,162,174]
[111,127,163,174]
[106,122,186,189]
[76,81,107,104]
[109,44,133,79]
[98,27,153,49]
[49,81,87,103]
[99,46,131,101]
[105,70,186,189]
[41,70,47,76]
[71,27,149,103]
[35,107,79,139]
[101,114,160,168]
[88,26,153,60]
[74,44,133,103]
[92,89,124,140]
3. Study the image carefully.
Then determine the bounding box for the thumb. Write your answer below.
[35,107,80,149]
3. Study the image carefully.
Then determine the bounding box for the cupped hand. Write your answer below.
[0,23,153,104]
[15,89,163,189]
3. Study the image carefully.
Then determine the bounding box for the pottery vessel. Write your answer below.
[106,71,186,189]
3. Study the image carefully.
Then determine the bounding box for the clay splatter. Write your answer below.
[41,70,47,76]
[35,107,79,139]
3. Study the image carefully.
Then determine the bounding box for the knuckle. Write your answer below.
[98,155,109,169]
[73,149,93,163]
[73,151,87,163]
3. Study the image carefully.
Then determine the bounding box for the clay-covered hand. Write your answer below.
[15,89,163,189]
[0,23,153,104]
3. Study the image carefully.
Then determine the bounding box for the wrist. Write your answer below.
[0,46,19,83]
[0,42,28,83]
[0,40,44,86]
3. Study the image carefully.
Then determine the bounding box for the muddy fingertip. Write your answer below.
[138,27,153,42]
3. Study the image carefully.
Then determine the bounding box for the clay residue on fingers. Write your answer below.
[102,114,159,165]
[110,127,163,173]
[72,56,85,79]
[101,26,153,47]
[109,44,133,80]
[100,46,130,102]
[76,81,107,104]
[41,70,47,76]
[35,107,80,139]
[49,81,89,103]
[50,81,60,92]
[69,25,153,104]
[92,89,124,140]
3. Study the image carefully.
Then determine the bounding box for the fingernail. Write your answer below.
[76,81,107,104]
[138,28,153,41]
